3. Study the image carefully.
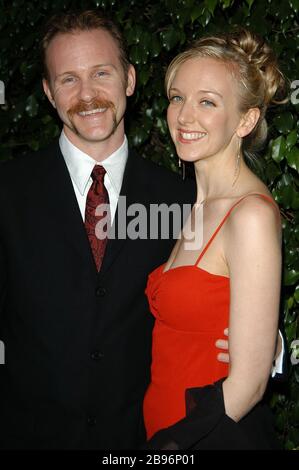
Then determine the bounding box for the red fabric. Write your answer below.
[144,194,277,440]
[144,264,229,440]
[85,165,110,271]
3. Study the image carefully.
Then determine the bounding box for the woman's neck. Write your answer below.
[194,150,243,204]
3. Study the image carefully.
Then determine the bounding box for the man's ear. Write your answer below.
[42,78,56,108]
[237,108,260,138]
[126,64,136,97]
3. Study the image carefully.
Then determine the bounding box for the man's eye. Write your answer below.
[95,71,109,78]
[62,77,75,84]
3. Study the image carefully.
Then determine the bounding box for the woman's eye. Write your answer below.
[201,99,215,107]
[169,95,183,103]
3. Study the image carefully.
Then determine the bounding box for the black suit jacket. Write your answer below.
[0,141,195,449]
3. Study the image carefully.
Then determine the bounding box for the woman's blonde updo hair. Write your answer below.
[165,28,286,163]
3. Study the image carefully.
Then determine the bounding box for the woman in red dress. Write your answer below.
[143,29,285,449]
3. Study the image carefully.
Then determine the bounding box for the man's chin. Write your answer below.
[85,128,117,141]
[69,129,117,144]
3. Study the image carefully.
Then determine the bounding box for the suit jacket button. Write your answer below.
[87,416,97,426]
[96,286,106,297]
[90,350,104,360]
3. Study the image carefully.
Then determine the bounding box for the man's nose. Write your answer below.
[77,78,97,102]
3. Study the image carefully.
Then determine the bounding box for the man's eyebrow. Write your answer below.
[55,71,76,80]
[91,63,117,71]
[55,63,117,80]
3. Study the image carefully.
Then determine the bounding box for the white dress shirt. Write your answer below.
[59,130,128,223]
[272,330,284,377]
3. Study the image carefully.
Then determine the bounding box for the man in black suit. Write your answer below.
[0,10,283,450]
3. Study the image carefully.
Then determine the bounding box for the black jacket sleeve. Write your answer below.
[144,378,279,450]
[144,379,226,450]
[0,238,7,336]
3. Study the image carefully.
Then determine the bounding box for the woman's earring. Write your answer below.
[178,158,185,180]
[232,148,241,187]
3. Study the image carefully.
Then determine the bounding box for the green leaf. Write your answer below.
[284,269,299,286]
[287,296,294,309]
[191,4,205,22]
[220,0,233,8]
[42,114,53,125]
[275,411,287,432]
[286,146,299,173]
[139,68,151,86]
[160,28,180,51]
[151,36,161,58]
[125,25,144,46]
[156,117,168,135]
[265,161,281,184]
[286,321,297,342]
[199,9,211,27]
[278,173,293,187]
[204,0,218,14]
[285,440,295,450]
[271,136,286,163]
[130,126,149,146]
[292,403,299,424]
[286,129,297,150]
[273,112,294,134]
[284,306,296,325]
[25,95,38,118]
[130,45,149,65]
[289,0,299,13]
[11,101,26,123]
[153,96,168,112]
[28,140,39,151]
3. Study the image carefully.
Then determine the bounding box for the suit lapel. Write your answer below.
[41,142,96,273]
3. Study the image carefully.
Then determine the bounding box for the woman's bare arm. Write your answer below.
[222,197,281,422]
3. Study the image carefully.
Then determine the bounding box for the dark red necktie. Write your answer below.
[85,165,110,271]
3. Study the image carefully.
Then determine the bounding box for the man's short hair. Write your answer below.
[41,10,130,80]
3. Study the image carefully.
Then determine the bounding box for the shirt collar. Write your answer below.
[59,131,128,196]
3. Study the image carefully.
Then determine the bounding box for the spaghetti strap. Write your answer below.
[195,193,279,266]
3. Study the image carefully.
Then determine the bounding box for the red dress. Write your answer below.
[144,194,276,440]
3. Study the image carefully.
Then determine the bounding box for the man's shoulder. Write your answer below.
[0,140,60,185]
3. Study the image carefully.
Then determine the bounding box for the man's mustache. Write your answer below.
[68,98,115,116]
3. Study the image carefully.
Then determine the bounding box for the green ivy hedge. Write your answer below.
[0,0,298,449]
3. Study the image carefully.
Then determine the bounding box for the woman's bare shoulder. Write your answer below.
[225,191,281,245]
